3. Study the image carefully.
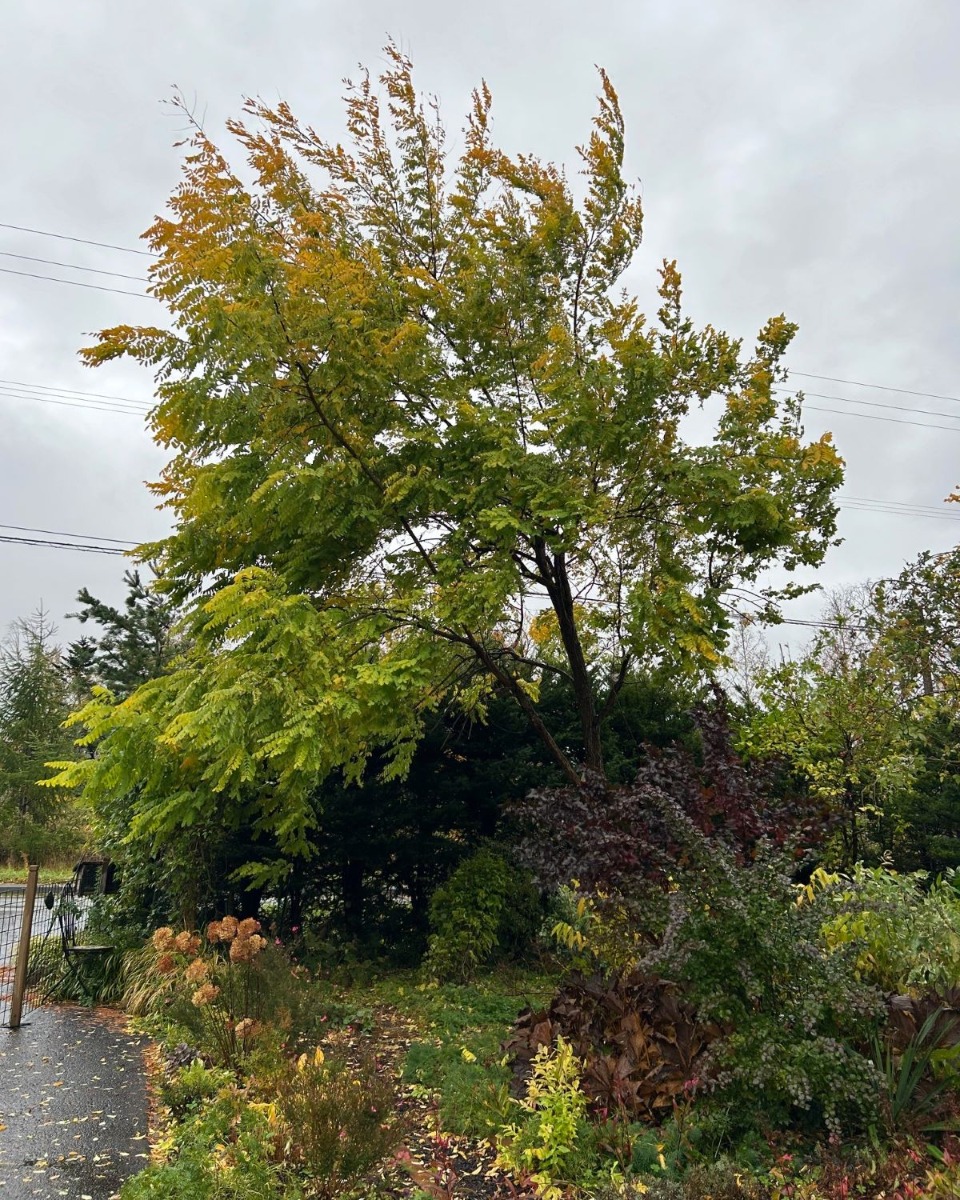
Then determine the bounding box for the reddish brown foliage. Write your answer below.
[503,970,719,1121]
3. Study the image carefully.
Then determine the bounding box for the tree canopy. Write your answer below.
[54,47,843,877]
[0,611,80,861]
[66,569,182,699]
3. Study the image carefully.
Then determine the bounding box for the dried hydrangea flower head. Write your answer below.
[229,932,267,963]
[174,931,201,956]
[151,926,176,952]
[206,915,241,944]
[184,958,210,984]
[191,982,221,1007]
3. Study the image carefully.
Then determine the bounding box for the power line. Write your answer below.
[0,265,150,298]
[0,534,128,555]
[775,386,960,424]
[0,251,149,283]
[0,227,956,411]
[0,383,150,412]
[840,494,960,518]
[0,378,151,406]
[790,371,960,406]
[0,393,146,418]
[0,221,156,257]
[0,523,138,546]
[804,404,960,435]
[840,502,960,523]
[0,391,148,420]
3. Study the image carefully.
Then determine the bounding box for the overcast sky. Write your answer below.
[1,0,958,652]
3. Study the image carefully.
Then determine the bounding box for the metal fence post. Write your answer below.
[9,864,39,1029]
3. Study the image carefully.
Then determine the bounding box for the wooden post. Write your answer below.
[9,864,39,1029]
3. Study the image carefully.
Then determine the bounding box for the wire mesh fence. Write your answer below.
[0,874,65,1027]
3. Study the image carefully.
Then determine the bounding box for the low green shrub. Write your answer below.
[160,1059,234,1120]
[651,847,885,1135]
[496,1037,616,1200]
[120,1093,297,1200]
[267,1047,404,1198]
[424,847,542,982]
[813,865,960,994]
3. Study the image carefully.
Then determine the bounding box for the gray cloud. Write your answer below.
[1,0,957,646]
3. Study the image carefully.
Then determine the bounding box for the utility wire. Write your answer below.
[774,386,960,423]
[0,387,149,417]
[0,377,149,405]
[804,404,960,434]
[0,221,156,257]
[0,382,150,411]
[0,266,150,298]
[0,534,128,555]
[3,223,959,406]
[790,371,960,406]
[0,251,149,283]
[0,522,138,545]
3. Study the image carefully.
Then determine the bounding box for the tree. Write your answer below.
[56,48,843,878]
[66,569,182,699]
[745,591,912,866]
[0,611,80,862]
[872,547,960,705]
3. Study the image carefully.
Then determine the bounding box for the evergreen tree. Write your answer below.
[67,569,182,698]
[0,610,80,862]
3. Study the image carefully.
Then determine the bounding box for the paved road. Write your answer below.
[0,1006,150,1198]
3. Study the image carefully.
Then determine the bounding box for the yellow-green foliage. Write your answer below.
[806,865,960,994]
[496,1037,615,1200]
[47,42,843,871]
[550,884,647,974]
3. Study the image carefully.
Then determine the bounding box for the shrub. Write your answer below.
[813,865,960,994]
[505,970,715,1122]
[548,884,657,975]
[424,847,542,982]
[514,692,830,897]
[650,846,884,1135]
[496,1037,614,1200]
[268,1047,404,1198]
[140,917,321,1068]
[160,1059,234,1120]
[120,1092,296,1200]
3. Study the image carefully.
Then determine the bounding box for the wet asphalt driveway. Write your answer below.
[0,1006,150,1198]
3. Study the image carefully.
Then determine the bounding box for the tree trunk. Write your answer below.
[341,859,365,936]
[543,546,605,778]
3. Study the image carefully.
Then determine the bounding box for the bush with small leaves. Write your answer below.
[496,1037,615,1200]
[650,845,885,1136]
[266,1046,404,1199]
[424,847,542,982]
[159,1059,234,1121]
[811,865,960,994]
[119,1091,296,1200]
